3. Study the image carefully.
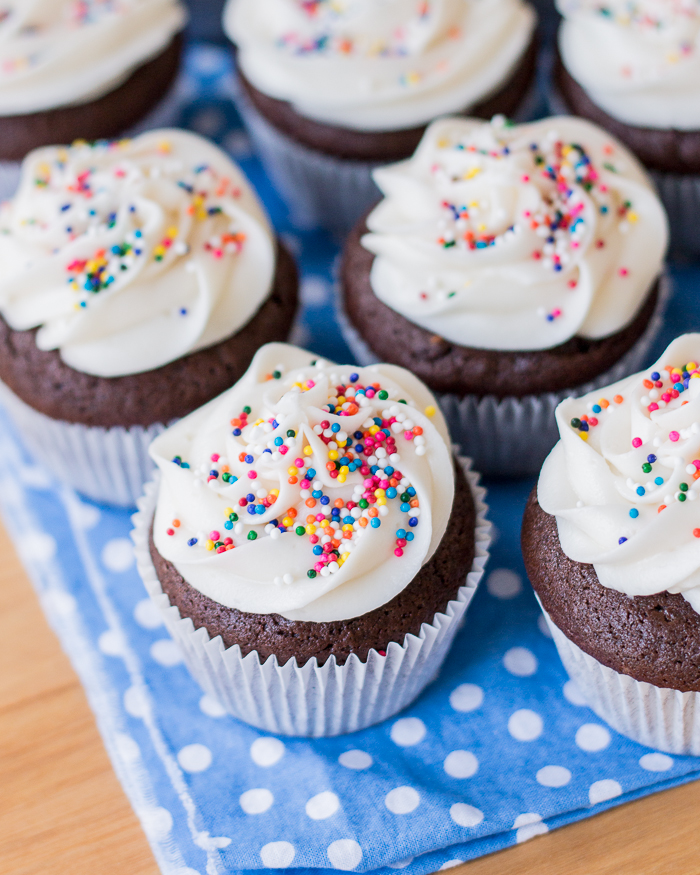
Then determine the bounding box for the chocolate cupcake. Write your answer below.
[554,0,700,256]
[0,0,187,198]
[223,0,539,233]
[0,129,298,505]
[340,115,669,476]
[133,342,491,736]
[523,334,700,754]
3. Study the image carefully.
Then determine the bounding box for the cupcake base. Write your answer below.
[132,458,491,737]
[232,39,541,236]
[524,490,700,754]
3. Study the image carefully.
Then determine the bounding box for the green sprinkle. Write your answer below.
[247,531,257,540]
[295,526,305,536]
[243,406,251,415]
[307,569,317,579]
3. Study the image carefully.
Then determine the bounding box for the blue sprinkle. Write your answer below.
[255,505,265,515]
[674,382,684,392]
[654,477,664,485]
[274,437,283,446]
[636,486,645,496]
[313,545,323,555]
[307,468,317,479]
[224,521,233,530]
[407,487,416,496]
[180,308,187,316]
[247,505,257,515]
[244,454,254,464]
[647,454,657,463]
[370,518,381,528]
[370,465,379,474]
[406,532,414,542]
[320,496,330,505]
[246,493,255,502]
[396,528,407,539]
[618,537,627,545]
[350,373,359,383]
[187,538,198,547]
[386,487,397,499]
[354,431,363,440]
[343,516,354,526]
[408,517,419,527]
[232,428,241,436]
[592,404,601,414]
[400,503,411,513]
[385,466,394,476]
[331,423,340,433]
[312,490,322,499]
[651,371,660,381]
[629,508,639,519]
[134,229,142,238]
[263,448,272,454]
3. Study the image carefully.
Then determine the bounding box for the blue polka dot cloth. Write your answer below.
[4,41,700,875]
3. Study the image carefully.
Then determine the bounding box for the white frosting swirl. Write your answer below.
[362,116,668,352]
[0,129,275,378]
[0,0,186,115]
[539,334,700,613]
[149,343,455,623]
[224,0,536,132]
[557,0,700,130]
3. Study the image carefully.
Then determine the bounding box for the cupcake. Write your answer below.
[223,0,538,233]
[523,334,700,755]
[0,0,187,198]
[340,115,669,476]
[0,128,298,506]
[133,342,491,736]
[554,0,700,257]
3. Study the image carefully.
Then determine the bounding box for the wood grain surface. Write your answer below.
[2,520,698,875]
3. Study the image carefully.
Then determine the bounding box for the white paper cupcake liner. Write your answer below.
[337,273,670,477]
[0,70,186,204]
[0,381,164,507]
[233,76,542,238]
[540,604,700,755]
[132,457,491,737]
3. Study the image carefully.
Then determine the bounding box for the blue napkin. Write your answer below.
[4,40,700,875]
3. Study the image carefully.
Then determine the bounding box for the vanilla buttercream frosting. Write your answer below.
[557,0,700,130]
[361,115,668,352]
[224,0,536,132]
[539,334,700,613]
[149,343,456,623]
[0,128,276,378]
[0,0,186,116]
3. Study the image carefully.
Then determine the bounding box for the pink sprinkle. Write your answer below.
[315,513,325,522]
[306,380,315,388]
[294,458,304,467]
[314,562,323,573]
[521,174,530,183]
[648,403,659,412]
[210,453,219,462]
[619,267,629,277]
[279,445,289,455]
[209,531,220,540]
[309,535,319,545]
[394,547,404,557]
[589,417,598,427]
[300,479,310,489]
[669,431,680,442]
[248,471,257,479]
[632,437,642,448]
[366,389,375,398]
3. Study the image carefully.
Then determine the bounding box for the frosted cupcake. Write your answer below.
[133,342,490,736]
[0,129,298,505]
[555,0,700,256]
[524,334,700,754]
[0,0,187,198]
[223,0,538,233]
[340,115,669,476]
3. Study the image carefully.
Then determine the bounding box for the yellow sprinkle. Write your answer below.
[282,516,293,528]
[376,497,387,506]
[375,489,386,497]
[369,425,380,435]
[269,488,279,496]
[627,211,638,223]
[287,466,298,476]
[306,525,316,535]
[425,405,436,417]
[580,433,589,441]
[158,140,172,153]
[437,137,450,149]
[206,539,215,551]
[303,445,313,456]
[328,450,339,461]
[336,396,346,405]
[342,524,353,532]
[337,474,347,483]
[225,507,233,515]
[167,226,178,238]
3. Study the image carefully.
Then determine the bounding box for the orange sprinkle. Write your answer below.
[658,504,667,513]
[287,508,297,519]
[305,498,316,508]
[172,519,180,528]
[306,514,315,524]
[288,476,298,485]
[613,395,624,404]
[599,399,609,409]
[334,498,344,508]
[359,518,368,528]
[368,508,379,518]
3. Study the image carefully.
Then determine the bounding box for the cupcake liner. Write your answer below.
[131,457,491,737]
[337,273,670,477]
[547,83,700,259]
[539,603,700,755]
[0,71,186,204]
[233,76,543,238]
[0,381,164,507]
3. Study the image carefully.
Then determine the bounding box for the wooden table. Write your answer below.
[2,521,698,875]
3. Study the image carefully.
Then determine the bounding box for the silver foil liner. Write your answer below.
[0,71,186,203]
[337,273,670,477]
[541,605,700,755]
[0,381,164,507]
[233,77,543,239]
[132,457,492,737]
